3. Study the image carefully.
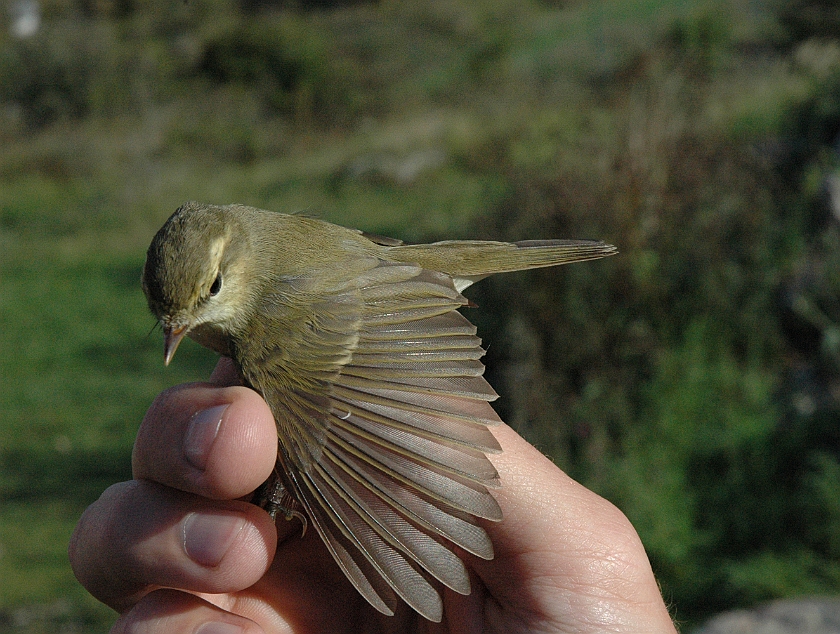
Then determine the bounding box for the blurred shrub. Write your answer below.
[239,0,375,9]
[464,19,840,618]
[779,0,840,44]
[0,5,189,129]
[0,0,364,130]
[0,21,106,127]
[197,15,364,125]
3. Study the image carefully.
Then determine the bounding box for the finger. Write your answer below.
[132,381,277,500]
[482,424,632,557]
[111,589,266,634]
[476,424,676,632]
[209,357,242,386]
[69,480,277,612]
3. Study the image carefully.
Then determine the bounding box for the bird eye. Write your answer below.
[209,273,222,296]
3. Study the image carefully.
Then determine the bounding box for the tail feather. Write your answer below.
[509,239,618,268]
[389,239,617,291]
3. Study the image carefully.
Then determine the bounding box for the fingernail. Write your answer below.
[184,404,228,470]
[183,512,245,567]
[195,623,244,634]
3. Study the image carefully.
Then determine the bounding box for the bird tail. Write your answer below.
[390,239,617,290]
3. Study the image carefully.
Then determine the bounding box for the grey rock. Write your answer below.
[693,598,840,634]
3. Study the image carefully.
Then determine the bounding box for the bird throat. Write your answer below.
[187,322,234,358]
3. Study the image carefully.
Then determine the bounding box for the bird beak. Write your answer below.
[163,325,188,366]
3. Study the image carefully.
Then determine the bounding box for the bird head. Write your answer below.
[141,202,246,364]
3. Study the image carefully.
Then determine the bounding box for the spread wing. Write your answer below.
[238,259,503,622]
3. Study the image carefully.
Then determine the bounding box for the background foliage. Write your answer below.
[2,0,840,631]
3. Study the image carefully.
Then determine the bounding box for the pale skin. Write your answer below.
[69,358,678,634]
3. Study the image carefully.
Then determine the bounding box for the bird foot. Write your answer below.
[253,473,308,537]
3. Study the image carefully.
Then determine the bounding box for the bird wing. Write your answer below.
[240,258,503,622]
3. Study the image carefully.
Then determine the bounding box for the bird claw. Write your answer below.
[253,473,309,537]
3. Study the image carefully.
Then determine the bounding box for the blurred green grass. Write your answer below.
[2,0,840,631]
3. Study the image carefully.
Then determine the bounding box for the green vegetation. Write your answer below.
[2,0,840,630]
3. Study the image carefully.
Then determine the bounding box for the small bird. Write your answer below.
[142,201,616,622]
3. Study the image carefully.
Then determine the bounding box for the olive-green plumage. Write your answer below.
[142,201,616,622]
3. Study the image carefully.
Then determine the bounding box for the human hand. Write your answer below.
[70,358,677,633]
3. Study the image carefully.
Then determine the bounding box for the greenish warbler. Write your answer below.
[142,201,616,622]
